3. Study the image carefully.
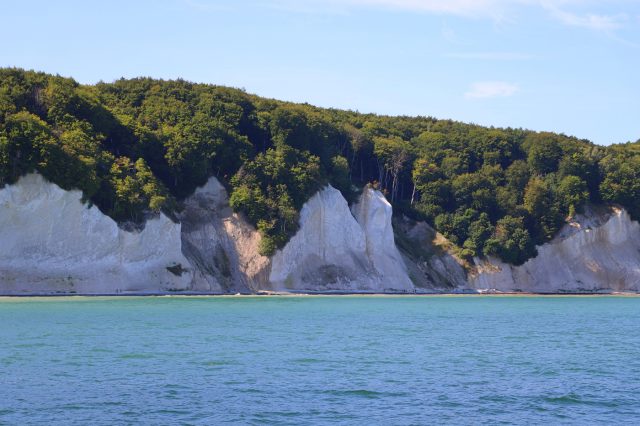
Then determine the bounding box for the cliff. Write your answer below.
[1,174,639,294]
[468,206,640,293]
[0,174,192,294]
[393,218,468,291]
[179,177,269,293]
[269,185,414,292]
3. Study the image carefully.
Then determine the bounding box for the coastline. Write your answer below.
[1,291,639,298]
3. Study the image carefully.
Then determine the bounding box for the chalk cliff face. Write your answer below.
[179,177,269,293]
[2,174,640,294]
[469,206,640,293]
[393,218,468,291]
[269,186,414,292]
[351,189,415,289]
[0,174,192,294]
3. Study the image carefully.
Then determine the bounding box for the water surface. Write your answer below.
[1,295,640,424]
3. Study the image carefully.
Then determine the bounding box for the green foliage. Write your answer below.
[230,146,323,255]
[435,208,477,247]
[484,216,536,265]
[557,175,589,217]
[599,152,640,219]
[523,176,563,242]
[329,155,352,199]
[2,111,54,181]
[373,136,413,202]
[463,213,494,257]
[525,132,563,174]
[109,157,171,222]
[1,68,639,265]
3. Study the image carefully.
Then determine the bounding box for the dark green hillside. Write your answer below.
[1,68,638,262]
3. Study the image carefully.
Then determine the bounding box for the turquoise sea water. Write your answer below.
[1,296,640,425]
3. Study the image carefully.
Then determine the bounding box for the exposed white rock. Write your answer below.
[221,212,271,290]
[4,174,639,295]
[0,174,192,294]
[470,206,640,292]
[180,177,269,293]
[351,188,415,290]
[269,186,414,292]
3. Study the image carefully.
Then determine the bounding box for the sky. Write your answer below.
[1,0,639,145]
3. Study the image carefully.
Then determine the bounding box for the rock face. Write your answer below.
[269,186,414,292]
[351,189,417,290]
[393,218,468,291]
[179,177,269,293]
[2,174,640,294]
[0,174,192,294]
[470,206,640,293]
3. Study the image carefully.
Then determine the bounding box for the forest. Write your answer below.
[1,68,639,263]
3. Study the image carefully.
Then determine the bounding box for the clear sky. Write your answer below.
[1,0,639,145]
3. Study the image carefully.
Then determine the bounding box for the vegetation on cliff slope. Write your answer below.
[1,68,638,262]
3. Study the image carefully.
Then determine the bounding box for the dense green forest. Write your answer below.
[1,68,639,263]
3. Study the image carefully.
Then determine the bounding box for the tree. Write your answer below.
[2,111,54,181]
[229,145,323,256]
[523,177,562,242]
[414,179,451,219]
[451,172,493,211]
[435,209,477,246]
[484,216,536,265]
[525,132,563,175]
[3,68,640,267]
[463,213,494,257]
[440,155,468,178]
[504,160,530,200]
[344,123,372,181]
[412,157,442,207]
[373,136,413,202]
[108,157,170,222]
[330,155,352,200]
[558,150,599,193]
[0,135,9,184]
[557,175,589,217]
[600,154,640,219]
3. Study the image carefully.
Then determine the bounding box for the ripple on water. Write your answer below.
[291,357,328,364]
[542,393,621,408]
[320,389,408,399]
[201,359,236,366]
[118,353,154,360]
[1,296,639,425]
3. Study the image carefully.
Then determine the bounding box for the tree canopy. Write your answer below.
[1,68,638,261]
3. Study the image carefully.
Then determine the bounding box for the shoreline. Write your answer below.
[1,290,639,298]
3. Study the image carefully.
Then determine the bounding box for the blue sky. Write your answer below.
[1,0,639,145]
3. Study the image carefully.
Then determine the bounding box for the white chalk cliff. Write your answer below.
[269,186,414,292]
[2,174,640,294]
[469,206,640,293]
[179,177,269,293]
[0,174,192,294]
[351,189,415,289]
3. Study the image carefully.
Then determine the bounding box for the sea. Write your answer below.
[1,295,639,425]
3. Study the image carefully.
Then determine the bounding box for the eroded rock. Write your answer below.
[269,186,414,292]
[469,206,640,293]
[0,174,192,294]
